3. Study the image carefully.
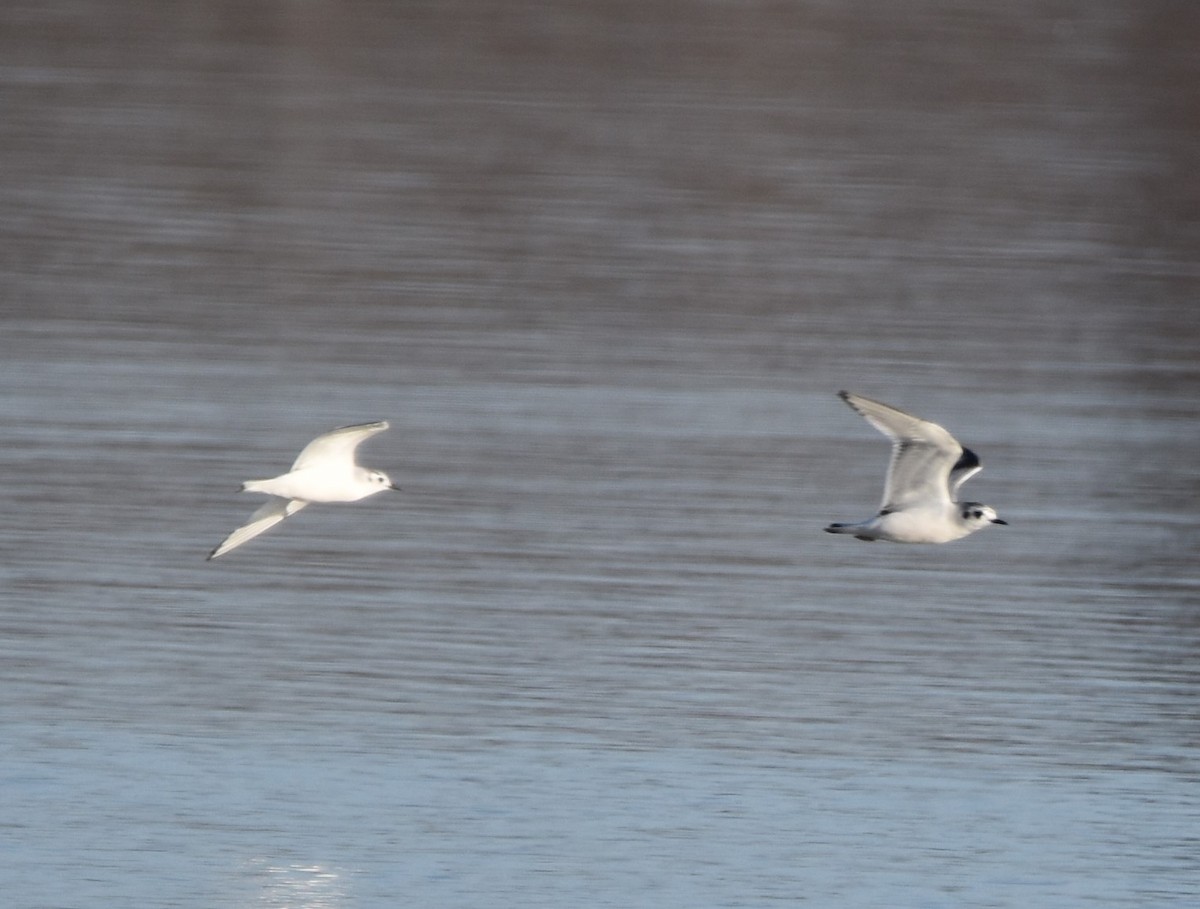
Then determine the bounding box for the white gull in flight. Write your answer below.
[825,392,1006,544]
[208,421,399,560]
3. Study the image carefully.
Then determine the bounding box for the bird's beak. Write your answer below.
[991,518,1008,525]
[389,483,403,492]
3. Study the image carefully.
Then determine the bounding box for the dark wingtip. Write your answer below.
[953,446,981,473]
[837,390,864,415]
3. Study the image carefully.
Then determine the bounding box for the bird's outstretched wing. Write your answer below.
[208,498,308,560]
[290,421,389,471]
[838,391,966,511]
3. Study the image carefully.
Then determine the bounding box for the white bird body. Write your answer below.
[835,502,980,544]
[209,421,398,560]
[825,392,1005,544]
[242,465,384,503]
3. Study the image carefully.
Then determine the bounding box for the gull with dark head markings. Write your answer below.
[208,421,400,560]
[825,391,1006,544]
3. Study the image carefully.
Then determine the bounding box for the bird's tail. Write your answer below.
[241,479,270,493]
[824,521,876,541]
[824,522,867,536]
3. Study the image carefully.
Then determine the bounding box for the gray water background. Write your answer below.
[2,2,1198,906]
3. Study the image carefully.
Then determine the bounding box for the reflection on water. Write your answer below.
[244,860,347,909]
[1,1,1197,907]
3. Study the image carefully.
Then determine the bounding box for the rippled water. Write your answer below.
[2,2,1198,907]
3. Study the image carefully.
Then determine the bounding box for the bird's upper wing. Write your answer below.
[838,391,964,511]
[290,421,389,471]
[208,498,308,560]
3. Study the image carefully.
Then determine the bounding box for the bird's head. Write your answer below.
[368,470,402,492]
[960,502,1006,527]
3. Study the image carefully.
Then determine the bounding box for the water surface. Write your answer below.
[1,2,1197,907]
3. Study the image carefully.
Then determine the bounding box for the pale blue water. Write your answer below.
[2,2,1197,907]
[6,726,1195,908]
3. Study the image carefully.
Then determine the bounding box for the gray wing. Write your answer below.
[291,421,389,471]
[838,391,963,510]
[208,498,308,560]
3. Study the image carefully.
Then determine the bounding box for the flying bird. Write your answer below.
[825,392,1006,543]
[208,421,399,560]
